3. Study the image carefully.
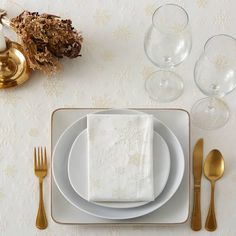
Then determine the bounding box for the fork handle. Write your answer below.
[36,179,48,230]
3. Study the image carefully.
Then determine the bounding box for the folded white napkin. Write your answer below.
[87,114,154,202]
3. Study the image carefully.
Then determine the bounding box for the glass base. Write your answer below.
[191,97,230,130]
[145,71,184,102]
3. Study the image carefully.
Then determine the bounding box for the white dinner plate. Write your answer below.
[52,109,185,219]
[68,129,171,208]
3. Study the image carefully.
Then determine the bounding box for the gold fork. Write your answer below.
[34,147,48,230]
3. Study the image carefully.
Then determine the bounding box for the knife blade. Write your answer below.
[193,138,203,182]
[191,138,203,231]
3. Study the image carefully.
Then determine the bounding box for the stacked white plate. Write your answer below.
[52,109,185,220]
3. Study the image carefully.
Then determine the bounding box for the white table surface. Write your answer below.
[0,0,236,235]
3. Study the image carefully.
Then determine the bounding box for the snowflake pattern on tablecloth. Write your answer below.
[93,9,110,26]
[113,26,132,40]
[3,165,17,177]
[196,0,208,8]
[1,0,236,235]
[213,55,230,70]
[214,10,232,29]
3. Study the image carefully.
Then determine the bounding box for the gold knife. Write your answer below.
[191,138,203,231]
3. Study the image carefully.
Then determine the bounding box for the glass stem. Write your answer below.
[159,70,169,87]
[208,97,216,112]
[160,78,168,87]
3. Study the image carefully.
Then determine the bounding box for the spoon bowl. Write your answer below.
[204,149,224,181]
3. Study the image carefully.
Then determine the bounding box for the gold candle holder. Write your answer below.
[0,38,30,88]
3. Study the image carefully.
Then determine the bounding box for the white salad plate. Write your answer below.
[68,129,171,209]
[52,109,185,220]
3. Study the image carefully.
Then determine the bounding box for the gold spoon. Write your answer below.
[204,149,224,231]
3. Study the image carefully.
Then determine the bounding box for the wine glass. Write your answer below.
[191,34,236,130]
[144,4,192,102]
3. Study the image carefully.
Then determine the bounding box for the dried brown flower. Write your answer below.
[10,11,83,75]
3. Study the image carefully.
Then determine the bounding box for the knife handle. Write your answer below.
[191,184,201,231]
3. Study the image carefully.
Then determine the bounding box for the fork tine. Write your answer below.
[44,147,47,169]
[37,147,40,168]
[34,147,37,169]
[42,147,45,169]
[40,147,43,169]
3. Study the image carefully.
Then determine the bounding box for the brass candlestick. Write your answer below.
[0,38,30,88]
[0,10,30,88]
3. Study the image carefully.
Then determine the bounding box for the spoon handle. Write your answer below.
[205,181,217,231]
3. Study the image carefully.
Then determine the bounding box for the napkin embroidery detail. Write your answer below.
[88,114,154,202]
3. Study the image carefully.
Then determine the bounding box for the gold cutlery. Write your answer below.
[191,138,203,231]
[34,147,48,230]
[204,149,224,231]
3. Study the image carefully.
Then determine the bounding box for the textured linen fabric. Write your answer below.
[1,0,236,235]
[87,114,154,202]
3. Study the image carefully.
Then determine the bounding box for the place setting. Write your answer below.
[0,1,234,235]
[51,108,188,224]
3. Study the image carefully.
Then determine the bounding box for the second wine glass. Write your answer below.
[191,34,236,130]
[144,4,192,102]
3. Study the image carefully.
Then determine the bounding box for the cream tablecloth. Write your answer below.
[0,0,236,235]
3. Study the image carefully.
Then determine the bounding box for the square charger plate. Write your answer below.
[51,108,190,225]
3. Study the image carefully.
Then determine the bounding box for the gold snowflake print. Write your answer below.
[113,26,132,40]
[214,11,231,28]
[23,103,41,122]
[128,153,142,166]
[4,165,16,177]
[43,77,64,97]
[113,67,131,81]
[28,128,39,137]
[145,4,156,16]
[213,55,230,69]
[196,0,208,7]
[169,22,186,33]
[116,122,144,143]
[92,96,112,108]
[141,66,156,79]
[115,125,145,152]
[93,9,110,26]
[102,50,115,62]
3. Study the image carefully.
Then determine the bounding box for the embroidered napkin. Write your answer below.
[87,114,154,202]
